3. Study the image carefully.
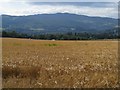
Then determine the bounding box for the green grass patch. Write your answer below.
[45,43,59,47]
[13,43,22,46]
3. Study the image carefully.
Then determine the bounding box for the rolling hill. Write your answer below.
[2,13,118,34]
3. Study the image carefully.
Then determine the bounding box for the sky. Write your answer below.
[0,0,119,18]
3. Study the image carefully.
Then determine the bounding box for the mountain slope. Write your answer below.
[2,13,118,34]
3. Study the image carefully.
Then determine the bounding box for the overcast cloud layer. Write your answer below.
[0,0,118,18]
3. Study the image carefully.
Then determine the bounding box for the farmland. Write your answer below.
[2,38,119,88]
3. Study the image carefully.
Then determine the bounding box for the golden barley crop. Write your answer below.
[2,38,119,88]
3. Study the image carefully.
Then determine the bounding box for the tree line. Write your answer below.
[2,30,119,40]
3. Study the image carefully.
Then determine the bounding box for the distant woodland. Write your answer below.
[2,30,119,40]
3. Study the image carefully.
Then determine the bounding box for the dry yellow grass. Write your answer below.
[2,38,119,88]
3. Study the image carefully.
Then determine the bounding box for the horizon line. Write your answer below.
[1,12,117,19]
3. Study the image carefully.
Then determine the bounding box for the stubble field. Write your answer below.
[2,38,119,88]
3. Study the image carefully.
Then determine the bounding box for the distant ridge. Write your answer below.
[2,13,117,34]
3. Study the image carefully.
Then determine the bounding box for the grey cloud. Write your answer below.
[28,2,117,8]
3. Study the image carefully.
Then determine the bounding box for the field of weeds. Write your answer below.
[2,38,119,88]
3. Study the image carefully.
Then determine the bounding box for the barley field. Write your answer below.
[2,38,119,88]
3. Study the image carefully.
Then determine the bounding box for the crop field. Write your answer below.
[2,38,119,88]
